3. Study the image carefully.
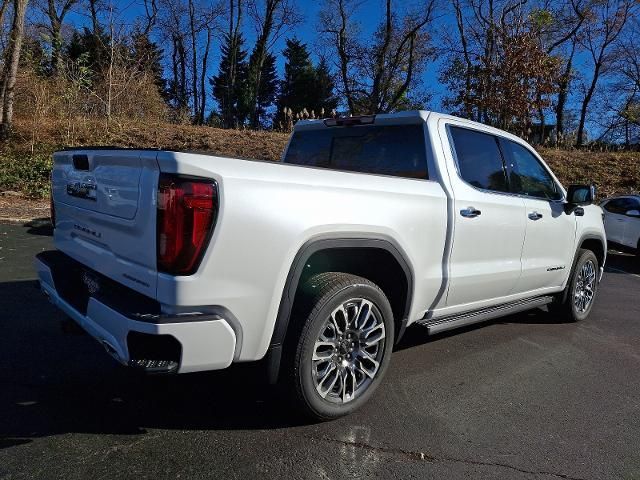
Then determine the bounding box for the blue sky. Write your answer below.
[60,0,600,132]
[64,0,451,109]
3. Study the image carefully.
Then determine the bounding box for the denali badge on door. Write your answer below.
[67,181,97,200]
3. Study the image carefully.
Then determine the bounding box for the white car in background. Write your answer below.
[600,195,640,254]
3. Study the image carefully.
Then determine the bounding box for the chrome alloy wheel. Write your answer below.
[574,259,596,313]
[311,298,386,404]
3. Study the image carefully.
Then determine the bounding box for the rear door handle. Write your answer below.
[460,207,481,218]
[528,211,543,220]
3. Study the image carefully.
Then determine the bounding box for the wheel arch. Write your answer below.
[560,233,606,299]
[578,234,606,273]
[265,235,414,383]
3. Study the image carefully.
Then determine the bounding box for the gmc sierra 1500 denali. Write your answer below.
[36,111,606,419]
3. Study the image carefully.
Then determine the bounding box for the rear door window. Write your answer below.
[449,126,508,192]
[283,124,428,179]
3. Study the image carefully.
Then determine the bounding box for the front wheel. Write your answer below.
[288,272,395,420]
[549,249,599,322]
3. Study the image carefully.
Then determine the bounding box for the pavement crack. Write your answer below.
[300,433,435,462]
[301,434,588,480]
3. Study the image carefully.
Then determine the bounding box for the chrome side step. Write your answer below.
[419,296,554,335]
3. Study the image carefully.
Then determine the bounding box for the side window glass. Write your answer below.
[604,199,625,214]
[503,140,561,200]
[449,127,508,192]
[605,198,639,214]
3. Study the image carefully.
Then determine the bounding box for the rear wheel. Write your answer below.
[549,249,599,322]
[287,272,394,420]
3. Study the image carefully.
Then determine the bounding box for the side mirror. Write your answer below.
[626,209,640,218]
[566,184,596,205]
[564,184,595,215]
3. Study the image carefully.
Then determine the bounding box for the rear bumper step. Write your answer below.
[420,296,554,334]
[35,250,237,373]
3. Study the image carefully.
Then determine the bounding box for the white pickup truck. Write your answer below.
[36,111,606,419]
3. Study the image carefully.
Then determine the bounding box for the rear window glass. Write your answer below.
[283,124,428,179]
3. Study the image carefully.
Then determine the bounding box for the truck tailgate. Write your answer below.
[51,149,160,298]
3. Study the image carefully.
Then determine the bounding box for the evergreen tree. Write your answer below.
[247,50,278,128]
[276,38,316,116]
[276,38,338,123]
[131,31,166,99]
[211,33,249,128]
[312,57,338,116]
[66,26,109,73]
[20,34,49,76]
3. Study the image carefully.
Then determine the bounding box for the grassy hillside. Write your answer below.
[1,118,638,200]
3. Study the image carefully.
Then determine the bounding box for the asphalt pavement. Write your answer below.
[0,222,639,480]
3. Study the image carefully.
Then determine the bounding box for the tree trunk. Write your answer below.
[249,0,278,129]
[188,0,199,123]
[224,0,242,128]
[50,18,63,73]
[538,104,545,145]
[47,0,62,74]
[336,0,355,115]
[555,42,575,140]
[199,27,211,125]
[453,0,473,119]
[0,0,29,141]
[88,0,100,33]
[576,58,602,147]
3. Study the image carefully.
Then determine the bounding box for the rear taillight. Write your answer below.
[157,174,218,275]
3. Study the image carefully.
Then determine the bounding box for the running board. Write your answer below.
[419,296,554,335]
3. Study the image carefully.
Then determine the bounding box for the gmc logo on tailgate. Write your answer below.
[66,181,97,201]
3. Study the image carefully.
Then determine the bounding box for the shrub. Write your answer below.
[0,153,52,198]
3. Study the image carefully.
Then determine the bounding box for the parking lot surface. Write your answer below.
[0,222,639,479]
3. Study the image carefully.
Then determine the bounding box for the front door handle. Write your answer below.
[460,207,481,218]
[528,211,543,220]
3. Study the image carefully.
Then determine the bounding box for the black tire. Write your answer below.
[549,249,599,322]
[287,272,395,421]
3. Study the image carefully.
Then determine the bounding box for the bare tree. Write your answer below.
[213,0,244,128]
[442,0,562,136]
[576,0,633,146]
[39,0,80,74]
[79,3,167,128]
[141,0,158,35]
[554,37,578,140]
[537,0,591,140]
[158,0,222,123]
[320,0,437,115]
[87,0,102,33]
[320,0,357,113]
[597,15,640,146]
[187,0,222,124]
[0,0,30,140]
[452,0,473,119]
[246,0,299,127]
